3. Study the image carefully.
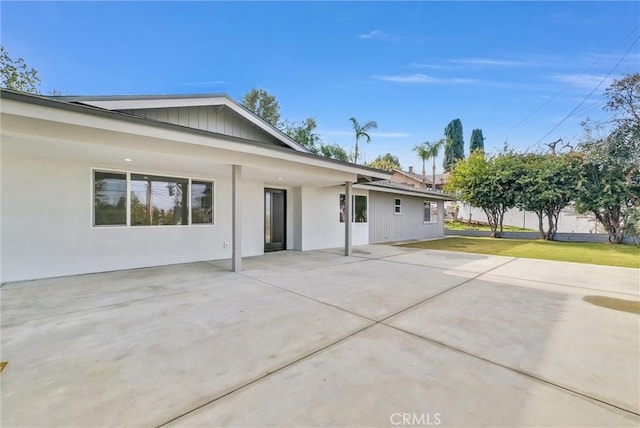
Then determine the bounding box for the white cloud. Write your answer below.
[358,30,384,39]
[551,73,614,90]
[357,30,403,41]
[450,57,529,67]
[373,73,475,84]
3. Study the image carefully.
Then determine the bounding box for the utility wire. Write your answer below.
[504,25,640,138]
[535,34,640,145]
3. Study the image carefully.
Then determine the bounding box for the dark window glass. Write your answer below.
[94,171,126,226]
[192,181,213,224]
[130,174,188,226]
[340,194,367,223]
[354,195,367,223]
[424,201,431,222]
[395,198,402,214]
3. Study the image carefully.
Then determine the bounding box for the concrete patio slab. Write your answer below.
[387,274,640,413]
[170,324,638,427]
[321,243,421,260]
[1,245,638,427]
[1,263,371,427]
[243,258,477,321]
[488,258,640,294]
[381,248,516,273]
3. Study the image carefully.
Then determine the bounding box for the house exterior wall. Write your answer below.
[369,191,444,243]
[0,154,269,283]
[299,186,369,250]
[391,171,424,188]
[119,106,281,146]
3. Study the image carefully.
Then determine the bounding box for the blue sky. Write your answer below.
[2,1,639,172]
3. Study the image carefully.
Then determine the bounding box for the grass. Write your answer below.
[399,237,640,268]
[445,220,534,232]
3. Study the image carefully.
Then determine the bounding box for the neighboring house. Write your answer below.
[391,167,449,191]
[1,90,449,283]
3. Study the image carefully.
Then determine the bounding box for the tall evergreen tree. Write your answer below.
[469,128,485,153]
[443,119,465,171]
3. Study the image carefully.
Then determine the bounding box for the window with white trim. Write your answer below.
[93,170,214,227]
[339,194,367,223]
[424,201,438,223]
[94,171,127,226]
[394,198,402,214]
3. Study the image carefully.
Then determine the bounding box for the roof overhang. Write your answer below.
[356,182,454,201]
[52,93,311,153]
[1,89,392,185]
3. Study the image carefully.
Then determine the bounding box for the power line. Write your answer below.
[504,25,640,138]
[535,35,639,145]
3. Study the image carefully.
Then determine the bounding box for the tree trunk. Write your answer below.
[536,211,545,240]
[422,159,426,188]
[593,208,625,244]
[432,158,436,191]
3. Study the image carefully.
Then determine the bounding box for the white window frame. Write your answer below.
[424,201,438,224]
[339,194,368,223]
[91,168,215,228]
[394,198,402,215]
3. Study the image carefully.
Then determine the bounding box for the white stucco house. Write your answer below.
[1,90,450,283]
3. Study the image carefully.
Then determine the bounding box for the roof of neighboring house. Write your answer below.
[52,93,310,153]
[1,89,392,182]
[392,169,450,185]
[357,180,454,201]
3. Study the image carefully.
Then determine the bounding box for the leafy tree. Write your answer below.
[624,207,640,246]
[517,152,583,240]
[283,117,321,153]
[574,73,640,244]
[469,128,485,153]
[318,144,349,162]
[0,46,40,93]
[447,150,521,237]
[443,118,465,171]
[369,153,401,171]
[241,87,281,127]
[349,117,377,164]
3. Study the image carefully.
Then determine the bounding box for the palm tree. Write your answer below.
[413,139,444,190]
[413,143,430,188]
[349,117,377,164]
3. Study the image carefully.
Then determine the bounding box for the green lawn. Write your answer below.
[445,220,533,232]
[399,237,640,268]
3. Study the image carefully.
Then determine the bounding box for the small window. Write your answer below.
[339,194,368,223]
[130,174,188,226]
[394,198,402,214]
[354,195,367,223]
[424,201,438,223]
[191,181,214,224]
[94,171,127,226]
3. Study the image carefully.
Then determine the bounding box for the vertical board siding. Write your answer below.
[369,191,444,243]
[118,106,281,146]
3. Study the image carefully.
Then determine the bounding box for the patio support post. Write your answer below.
[232,164,242,272]
[344,181,352,256]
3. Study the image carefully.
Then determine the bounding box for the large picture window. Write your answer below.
[93,170,214,227]
[424,201,438,223]
[94,171,127,226]
[339,194,367,223]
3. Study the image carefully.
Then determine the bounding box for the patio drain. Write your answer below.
[583,296,640,314]
[0,362,7,373]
